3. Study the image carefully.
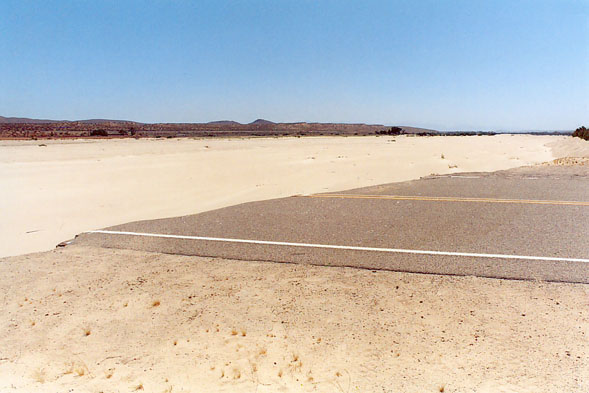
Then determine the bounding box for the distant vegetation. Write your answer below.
[0,116,577,139]
[0,118,390,139]
[572,126,588,141]
[376,127,405,135]
[89,130,108,136]
[376,127,403,135]
[376,126,497,137]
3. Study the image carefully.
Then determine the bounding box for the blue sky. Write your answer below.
[0,1,587,130]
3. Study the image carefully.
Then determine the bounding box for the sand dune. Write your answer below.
[1,135,586,258]
[1,135,588,392]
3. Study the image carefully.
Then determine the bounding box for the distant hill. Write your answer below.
[0,116,62,124]
[398,126,439,134]
[249,119,275,125]
[0,116,138,125]
[0,115,440,139]
[207,120,242,126]
[76,119,140,125]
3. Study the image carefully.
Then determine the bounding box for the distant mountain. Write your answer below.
[0,116,137,124]
[249,119,275,125]
[76,119,140,124]
[207,120,242,126]
[398,126,440,134]
[0,116,62,124]
[0,115,443,139]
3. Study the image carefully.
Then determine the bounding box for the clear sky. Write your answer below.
[1,1,587,130]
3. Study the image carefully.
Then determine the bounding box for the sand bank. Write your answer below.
[0,245,587,392]
[1,135,585,258]
[1,135,588,392]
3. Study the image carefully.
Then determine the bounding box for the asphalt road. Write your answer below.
[74,165,589,283]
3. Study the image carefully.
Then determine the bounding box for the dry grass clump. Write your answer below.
[64,361,89,377]
[32,368,46,383]
[152,300,160,307]
[549,157,589,166]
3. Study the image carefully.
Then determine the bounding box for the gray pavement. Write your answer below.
[74,165,589,283]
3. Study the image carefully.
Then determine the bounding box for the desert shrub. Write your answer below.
[90,130,108,136]
[377,127,403,135]
[572,126,588,141]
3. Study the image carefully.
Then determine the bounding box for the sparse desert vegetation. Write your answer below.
[0,117,393,139]
[63,361,89,377]
[31,368,46,383]
[573,126,588,141]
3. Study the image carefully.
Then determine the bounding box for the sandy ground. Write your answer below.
[2,135,586,258]
[0,245,587,393]
[1,135,588,392]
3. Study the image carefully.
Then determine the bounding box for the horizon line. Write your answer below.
[0,115,580,133]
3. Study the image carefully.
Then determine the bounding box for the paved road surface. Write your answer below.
[74,165,589,283]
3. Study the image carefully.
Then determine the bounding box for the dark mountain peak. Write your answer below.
[249,119,275,125]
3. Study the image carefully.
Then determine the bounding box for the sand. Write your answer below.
[1,135,588,392]
[0,245,587,392]
[1,134,586,258]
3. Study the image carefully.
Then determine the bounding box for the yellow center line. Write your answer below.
[305,194,589,206]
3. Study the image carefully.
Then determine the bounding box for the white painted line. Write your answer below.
[86,230,589,264]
